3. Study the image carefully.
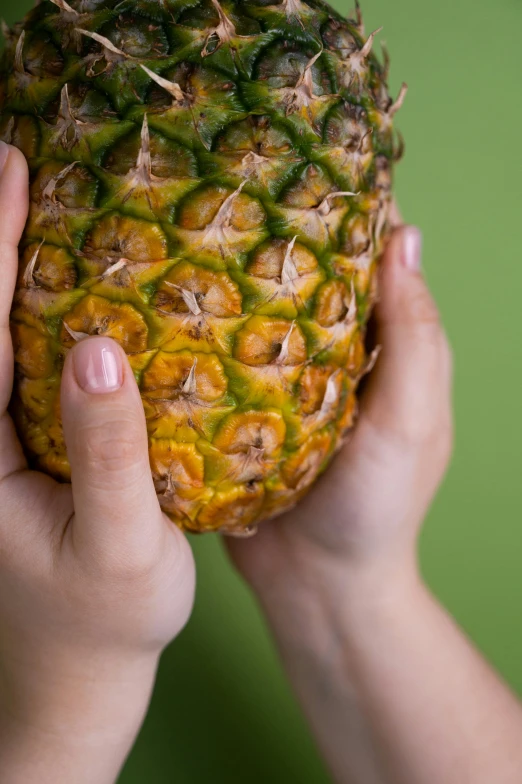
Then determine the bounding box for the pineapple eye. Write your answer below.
[24,36,64,77]
[0,114,39,158]
[101,17,169,59]
[85,215,168,263]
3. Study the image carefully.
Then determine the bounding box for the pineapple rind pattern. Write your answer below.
[1,0,405,533]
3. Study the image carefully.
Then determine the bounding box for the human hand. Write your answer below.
[228,218,453,600]
[226,217,453,784]
[226,220,522,784]
[0,142,195,782]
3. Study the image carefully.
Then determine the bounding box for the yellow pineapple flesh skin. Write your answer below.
[0,0,405,534]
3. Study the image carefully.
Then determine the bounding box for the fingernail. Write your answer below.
[73,338,123,394]
[0,141,10,175]
[402,227,422,272]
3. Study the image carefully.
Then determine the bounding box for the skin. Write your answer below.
[228,217,522,782]
[1,140,522,783]
[0,143,196,783]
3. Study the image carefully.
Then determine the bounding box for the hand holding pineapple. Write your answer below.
[0,143,195,784]
[228,219,452,589]
[0,2,521,779]
[1,139,522,784]
[229,225,522,784]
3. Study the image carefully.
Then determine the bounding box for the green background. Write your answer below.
[2,0,522,780]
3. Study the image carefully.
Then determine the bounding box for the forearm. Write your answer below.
[343,574,522,784]
[0,651,157,784]
[0,715,138,784]
[256,561,522,784]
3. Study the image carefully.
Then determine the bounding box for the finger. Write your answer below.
[0,143,29,414]
[0,143,30,481]
[60,337,165,560]
[359,226,453,447]
[389,200,403,229]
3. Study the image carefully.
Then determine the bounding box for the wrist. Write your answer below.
[0,644,158,745]
[0,657,156,784]
[250,540,424,649]
[252,526,421,606]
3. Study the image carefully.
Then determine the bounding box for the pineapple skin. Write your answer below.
[0,0,405,535]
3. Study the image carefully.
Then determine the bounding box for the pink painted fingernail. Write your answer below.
[402,226,422,272]
[73,338,123,394]
[0,141,10,175]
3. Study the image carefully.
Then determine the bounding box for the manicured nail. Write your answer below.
[73,338,123,394]
[0,141,10,175]
[402,226,422,272]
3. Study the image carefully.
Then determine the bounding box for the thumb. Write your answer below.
[61,336,163,557]
[359,226,453,447]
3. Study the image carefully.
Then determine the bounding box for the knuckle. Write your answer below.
[440,332,454,375]
[428,426,454,479]
[440,428,454,466]
[402,418,445,449]
[80,416,145,474]
[89,538,162,587]
[409,286,442,330]
[400,383,454,451]
[421,413,454,463]
[431,414,454,453]
[8,144,28,169]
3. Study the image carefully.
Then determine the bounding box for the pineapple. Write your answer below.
[0,0,405,535]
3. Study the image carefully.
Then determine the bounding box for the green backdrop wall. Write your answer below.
[2,0,522,781]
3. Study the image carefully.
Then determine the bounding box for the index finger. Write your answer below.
[0,142,30,483]
[0,142,29,415]
[389,200,403,229]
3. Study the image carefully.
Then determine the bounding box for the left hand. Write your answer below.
[0,142,195,782]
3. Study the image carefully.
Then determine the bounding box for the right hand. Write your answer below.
[226,217,456,784]
[228,219,453,600]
